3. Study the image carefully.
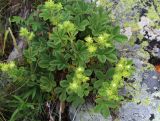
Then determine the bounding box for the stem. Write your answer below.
[2,30,9,55]
[8,27,19,51]
[59,102,62,121]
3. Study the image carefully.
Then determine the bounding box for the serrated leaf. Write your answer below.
[106,68,115,79]
[97,55,107,63]
[38,59,50,68]
[40,76,56,92]
[84,69,92,76]
[106,53,117,63]
[60,80,69,88]
[94,70,105,80]
[39,10,51,21]
[93,80,103,89]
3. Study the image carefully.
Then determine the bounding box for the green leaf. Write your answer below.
[11,16,24,24]
[74,40,89,64]
[67,94,85,107]
[106,68,115,79]
[38,59,50,68]
[106,100,118,108]
[38,54,51,68]
[31,21,42,31]
[59,91,67,101]
[78,20,89,31]
[51,53,68,70]
[106,53,117,63]
[94,70,105,80]
[49,29,68,45]
[114,34,128,42]
[113,26,120,34]
[97,55,107,63]
[101,106,110,118]
[40,76,56,92]
[24,48,38,62]
[39,9,52,21]
[55,87,65,95]
[60,80,69,88]
[74,16,89,31]
[84,69,93,76]
[93,80,103,89]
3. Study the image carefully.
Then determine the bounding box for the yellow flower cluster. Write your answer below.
[0,61,15,72]
[99,58,134,101]
[85,33,111,53]
[58,21,76,33]
[69,67,89,92]
[20,27,35,41]
[44,0,62,11]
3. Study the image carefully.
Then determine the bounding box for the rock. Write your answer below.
[142,71,160,93]
[138,16,152,28]
[119,102,152,121]
[7,40,26,61]
[69,103,112,121]
[122,27,132,40]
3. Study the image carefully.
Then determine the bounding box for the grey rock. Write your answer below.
[119,103,152,121]
[142,71,160,93]
[69,103,112,121]
[7,40,26,61]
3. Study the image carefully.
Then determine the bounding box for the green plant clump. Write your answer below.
[0,0,134,120]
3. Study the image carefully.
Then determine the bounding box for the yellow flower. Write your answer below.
[69,81,78,90]
[88,45,97,53]
[76,67,84,73]
[85,36,93,43]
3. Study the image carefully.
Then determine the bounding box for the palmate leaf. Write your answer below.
[38,54,51,68]
[39,9,52,21]
[74,16,89,31]
[55,79,69,101]
[65,0,93,16]
[94,98,118,118]
[96,49,107,63]
[55,86,67,101]
[88,7,110,35]
[50,53,69,70]
[39,76,56,92]
[49,29,69,46]
[94,102,110,118]
[74,40,89,65]
[24,47,38,62]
